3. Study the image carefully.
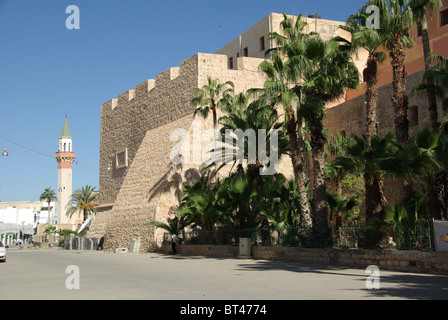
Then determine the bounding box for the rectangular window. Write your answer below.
[441,8,448,27]
[243,47,248,57]
[115,148,128,169]
[409,106,419,126]
[260,36,265,51]
[228,57,234,69]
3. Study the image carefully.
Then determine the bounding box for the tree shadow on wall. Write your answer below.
[147,164,201,204]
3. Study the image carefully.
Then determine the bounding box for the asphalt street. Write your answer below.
[1,247,447,300]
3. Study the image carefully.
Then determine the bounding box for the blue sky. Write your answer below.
[0,0,365,202]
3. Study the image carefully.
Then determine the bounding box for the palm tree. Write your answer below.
[39,187,56,225]
[333,133,400,223]
[340,15,391,232]
[66,185,99,222]
[263,14,359,238]
[298,36,359,232]
[214,171,259,230]
[259,47,313,236]
[394,127,445,219]
[371,0,415,148]
[191,76,233,129]
[411,128,444,219]
[383,193,428,249]
[415,54,448,97]
[150,216,186,237]
[409,0,442,130]
[209,95,288,187]
[257,174,303,246]
[179,172,221,231]
[326,133,353,195]
[344,13,387,148]
[43,225,57,235]
[326,190,359,245]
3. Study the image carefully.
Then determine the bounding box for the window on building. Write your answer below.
[409,105,419,126]
[228,57,234,69]
[115,148,128,169]
[443,98,448,114]
[243,47,248,57]
[236,52,240,58]
[441,8,448,27]
[260,36,266,51]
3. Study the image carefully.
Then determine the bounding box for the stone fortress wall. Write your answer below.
[89,11,448,252]
[89,13,369,252]
[89,53,291,252]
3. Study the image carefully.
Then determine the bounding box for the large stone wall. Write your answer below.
[91,53,295,252]
[90,12,370,252]
[91,36,447,253]
[98,55,200,206]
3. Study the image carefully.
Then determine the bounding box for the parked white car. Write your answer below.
[0,241,6,263]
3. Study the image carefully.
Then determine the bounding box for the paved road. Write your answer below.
[1,247,447,300]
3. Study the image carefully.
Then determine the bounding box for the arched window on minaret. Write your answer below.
[63,143,67,152]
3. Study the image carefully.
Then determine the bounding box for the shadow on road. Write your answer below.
[235,260,448,300]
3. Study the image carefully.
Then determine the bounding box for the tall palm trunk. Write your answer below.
[420,20,445,219]
[390,34,409,149]
[420,20,440,131]
[47,199,51,225]
[364,54,387,222]
[365,54,379,148]
[310,118,329,230]
[285,107,312,234]
[390,34,415,202]
[365,172,387,222]
[212,105,217,129]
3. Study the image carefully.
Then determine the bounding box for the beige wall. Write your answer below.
[93,52,294,251]
[91,13,365,252]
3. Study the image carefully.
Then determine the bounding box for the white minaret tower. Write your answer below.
[55,116,76,225]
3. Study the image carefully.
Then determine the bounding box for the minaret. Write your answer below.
[55,116,76,225]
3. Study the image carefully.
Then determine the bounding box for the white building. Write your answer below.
[0,201,57,245]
